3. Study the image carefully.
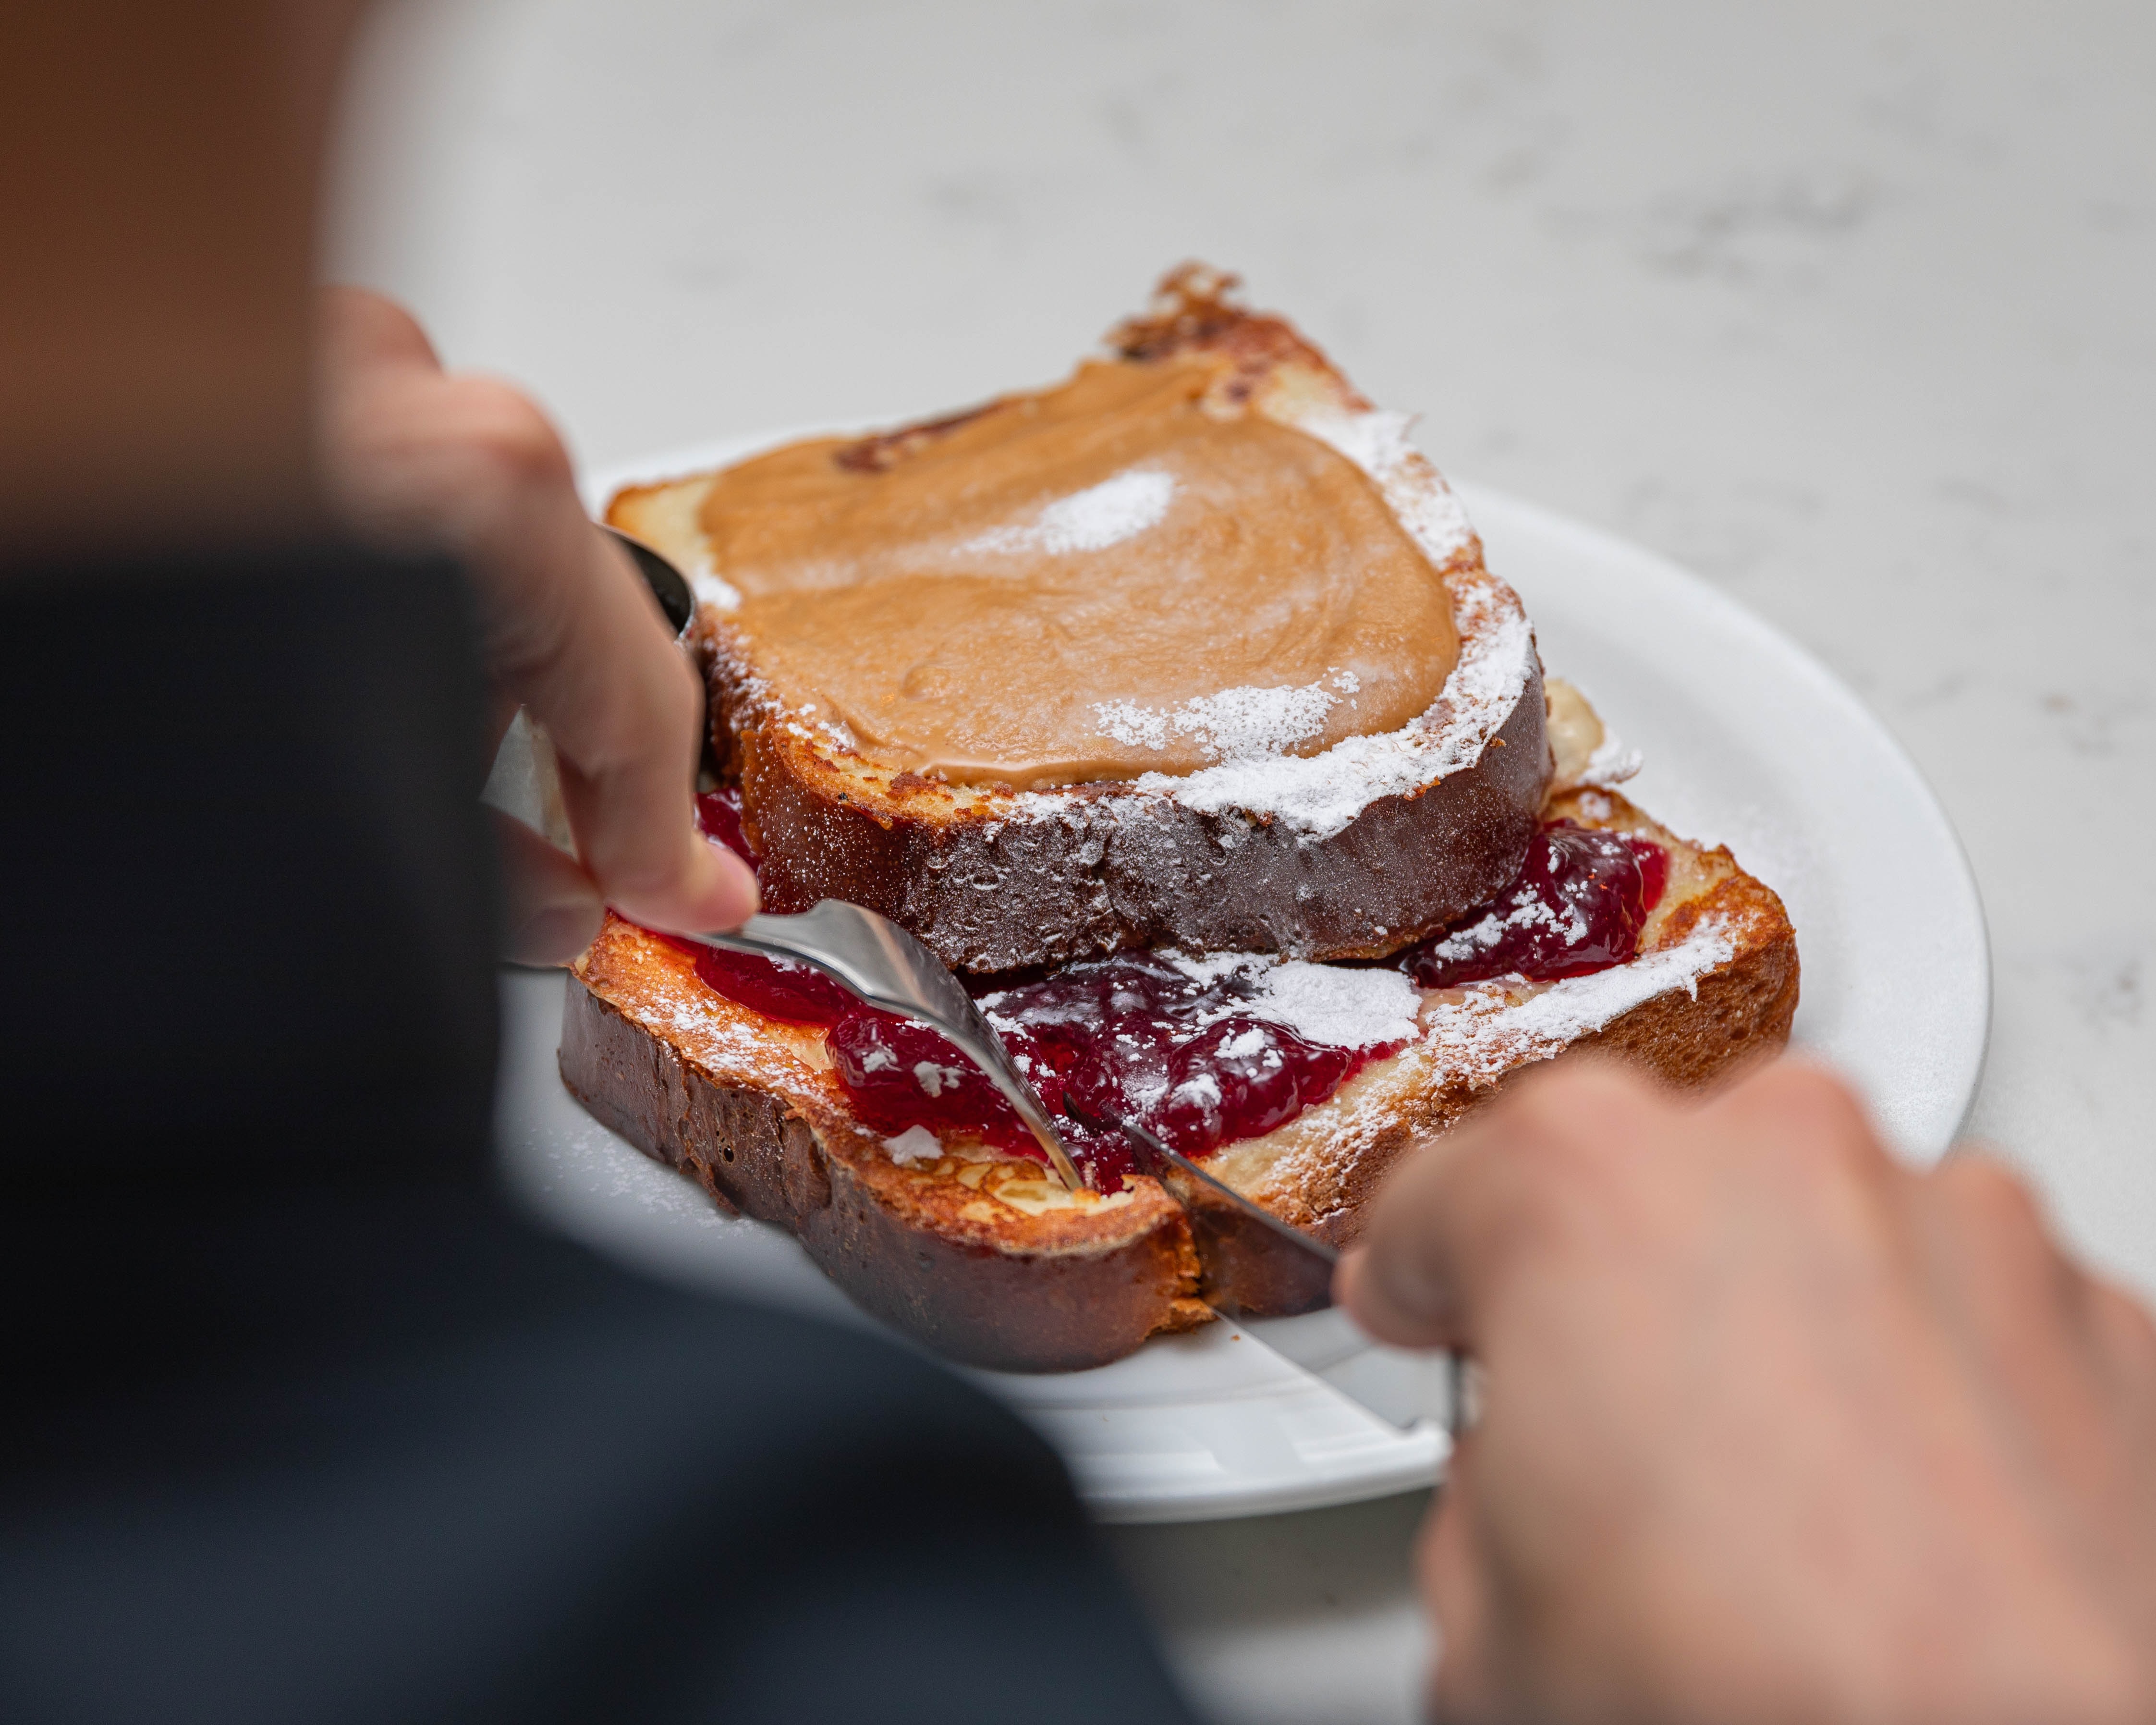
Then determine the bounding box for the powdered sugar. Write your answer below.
[683,547,742,612]
[911,1059,968,1098]
[882,1124,943,1164]
[1158,950,1423,1050]
[962,466,1175,557]
[1173,678,1337,759]
[1303,409,1475,567]
[1093,669,1359,763]
[1122,592,1534,837]
[1580,726,1644,789]
[1417,920,1738,1085]
[1091,699,1169,751]
[1208,917,1744,1214]
[1172,1071,1224,1108]
[1422,891,1577,969]
[1253,959,1422,1048]
[1087,406,1534,839]
[1169,951,1256,988]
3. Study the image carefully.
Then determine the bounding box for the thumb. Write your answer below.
[1337,1235,1468,1353]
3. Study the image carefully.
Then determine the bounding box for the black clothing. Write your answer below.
[0,545,1196,1724]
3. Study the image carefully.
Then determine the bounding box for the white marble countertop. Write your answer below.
[333,4,2156,1718]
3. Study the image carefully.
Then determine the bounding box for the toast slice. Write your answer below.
[608,267,1549,975]
[560,704,1798,1372]
[558,937,1210,1372]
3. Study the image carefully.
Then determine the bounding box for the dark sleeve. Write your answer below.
[0,546,1199,1725]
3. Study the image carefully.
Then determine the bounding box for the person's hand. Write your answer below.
[314,286,755,961]
[1337,1058,2156,1725]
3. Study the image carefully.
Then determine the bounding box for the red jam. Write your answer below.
[663,801,1667,1188]
[694,947,853,1027]
[1403,823,1667,990]
[684,784,1387,1184]
[696,786,759,869]
[828,952,1394,1189]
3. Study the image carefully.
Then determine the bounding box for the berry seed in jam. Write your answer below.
[1405,822,1667,990]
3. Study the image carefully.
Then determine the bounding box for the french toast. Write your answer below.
[561,685,1798,1372]
[571,271,1798,1370]
[607,267,1548,975]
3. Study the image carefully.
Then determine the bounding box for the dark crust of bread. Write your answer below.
[724,671,1549,975]
[691,265,1549,975]
[559,935,1210,1373]
[1175,1183,1339,1319]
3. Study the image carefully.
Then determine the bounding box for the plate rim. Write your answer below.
[1450,476,1993,1153]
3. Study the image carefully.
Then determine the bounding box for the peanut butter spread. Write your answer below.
[697,355,1461,790]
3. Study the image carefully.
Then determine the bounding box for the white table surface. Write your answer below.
[330,5,2156,1718]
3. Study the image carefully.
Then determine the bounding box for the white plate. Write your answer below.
[503,441,1990,1523]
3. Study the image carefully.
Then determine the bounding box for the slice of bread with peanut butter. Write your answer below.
[567,270,1798,1371]
[607,267,1547,975]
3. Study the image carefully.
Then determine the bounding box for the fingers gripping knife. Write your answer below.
[483,527,696,852]
[496,526,1069,1199]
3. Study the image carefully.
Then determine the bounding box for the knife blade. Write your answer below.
[1064,1097,1468,1443]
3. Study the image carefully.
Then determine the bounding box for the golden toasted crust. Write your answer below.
[561,787,1797,1369]
[610,266,1550,974]
[561,921,1207,1372]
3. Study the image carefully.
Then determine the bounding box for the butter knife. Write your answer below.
[1064,1096,1468,1444]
